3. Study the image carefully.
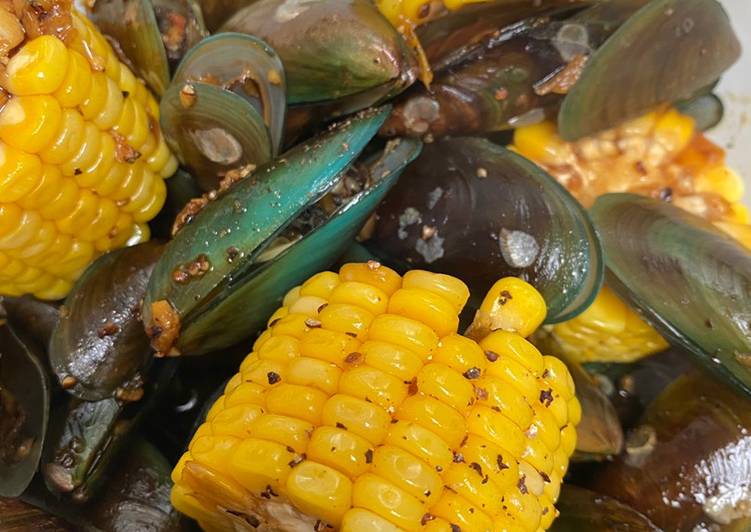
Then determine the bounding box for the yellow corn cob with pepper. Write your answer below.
[512,107,749,363]
[171,262,580,532]
[0,6,177,300]
[376,0,478,28]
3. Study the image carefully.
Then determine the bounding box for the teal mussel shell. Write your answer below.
[591,193,751,397]
[143,106,422,355]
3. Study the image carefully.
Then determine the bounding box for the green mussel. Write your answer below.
[142,107,422,356]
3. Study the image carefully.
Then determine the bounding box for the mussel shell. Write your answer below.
[172,33,286,156]
[179,138,422,354]
[160,81,272,191]
[590,193,751,397]
[551,485,660,531]
[220,0,418,106]
[592,371,751,530]
[42,360,177,500]
[676,92,724,132]
[89,0,171,96]
[197,0,255,31]
[0,498,74,531]
[371,137,603,323]
[49,241,164,401]
[2,296,59,357]
[558,0,741,139]
[153,0,208,68]
[0,323,49,497]
[143,106,391,355]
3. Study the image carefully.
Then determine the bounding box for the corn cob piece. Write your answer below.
[376,0,471,29]
[512,107,749,363]
[0,5,177,300]
[171,263,580,532]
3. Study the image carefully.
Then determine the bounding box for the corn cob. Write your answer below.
[0,4,177,300]
[376,0,475,29]
[171,263,580,532]
[512,107,749,363]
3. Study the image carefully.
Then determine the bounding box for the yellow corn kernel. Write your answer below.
[361,341,423,381]
[6,35,69,95]
[369,314,439,358]
[402,270,469,313]
[342,508,403,532]
[432,490,494,531]
[372,445,442,506]
[54,50,93,108]
[320,302,374,340]
[172,266,579,530]
[387,287,459,337]
[512,121,569,165]
[228,438,295,492]
[0,95,62,153]
[307,426,373,477]
[287,357,341,395]
[330,281,390,315]
[0,144,43,202]
[353,473,425,530]
[287,461,353,526]
[385,421,453,472]
[695,165,744,203]
[396,395,467,449]
[322,394,391,445]
[339,262,402,296]
[300,271,341,298]
[475,278,547,338]
[417,363,475,414]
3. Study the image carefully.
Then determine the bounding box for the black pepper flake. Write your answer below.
[461,434,468,447]
[74,168,82,175]
[542,507,549,515]
[336,422,347,430]
[391,419,398,424]
[267,371,281,385]
[482,475,489,484]
[469,507,475,514]
[518,475,528,494]
[288,454,305,468]
[345,331,358,338]
[317,303,329,313]
[435,465,443,472]
[260,485,278,499]
[540,471,551,483]
[463,367,481,380]
[344,352,363,364]
[424,490,431,497]
[421,513,435,526]
[453,452,465,463]
[539,388,554,407]
[497,455,509,470]
[498,290,513,305]
[485,350,499,362]
[286,446,295,453]
[491,406,501,413]
[451,525,461,532]
[469,462,483,476]
[365,449,373,463]
[705,318,714,329]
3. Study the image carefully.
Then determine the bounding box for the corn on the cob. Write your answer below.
[171,263,580,532]
[512,108,749,363]
[0,4,177,300]
[376,0,478,29]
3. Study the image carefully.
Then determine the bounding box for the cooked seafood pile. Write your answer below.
[0,0,749,530]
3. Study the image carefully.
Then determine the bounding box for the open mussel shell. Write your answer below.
[676,92,724,132]
[89,0,171,96]
[142,106,394,356]
[161,81,272,191]
[590,193,751,397]
[220,0,418,107]
[558,0,741,140]
[371,137,603,323]
[49,241,164,401]
[180,138,422,354]
[551,486,660,531]
[0,322,49,497]
[592,371,751,530]
[172,32,286,157]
